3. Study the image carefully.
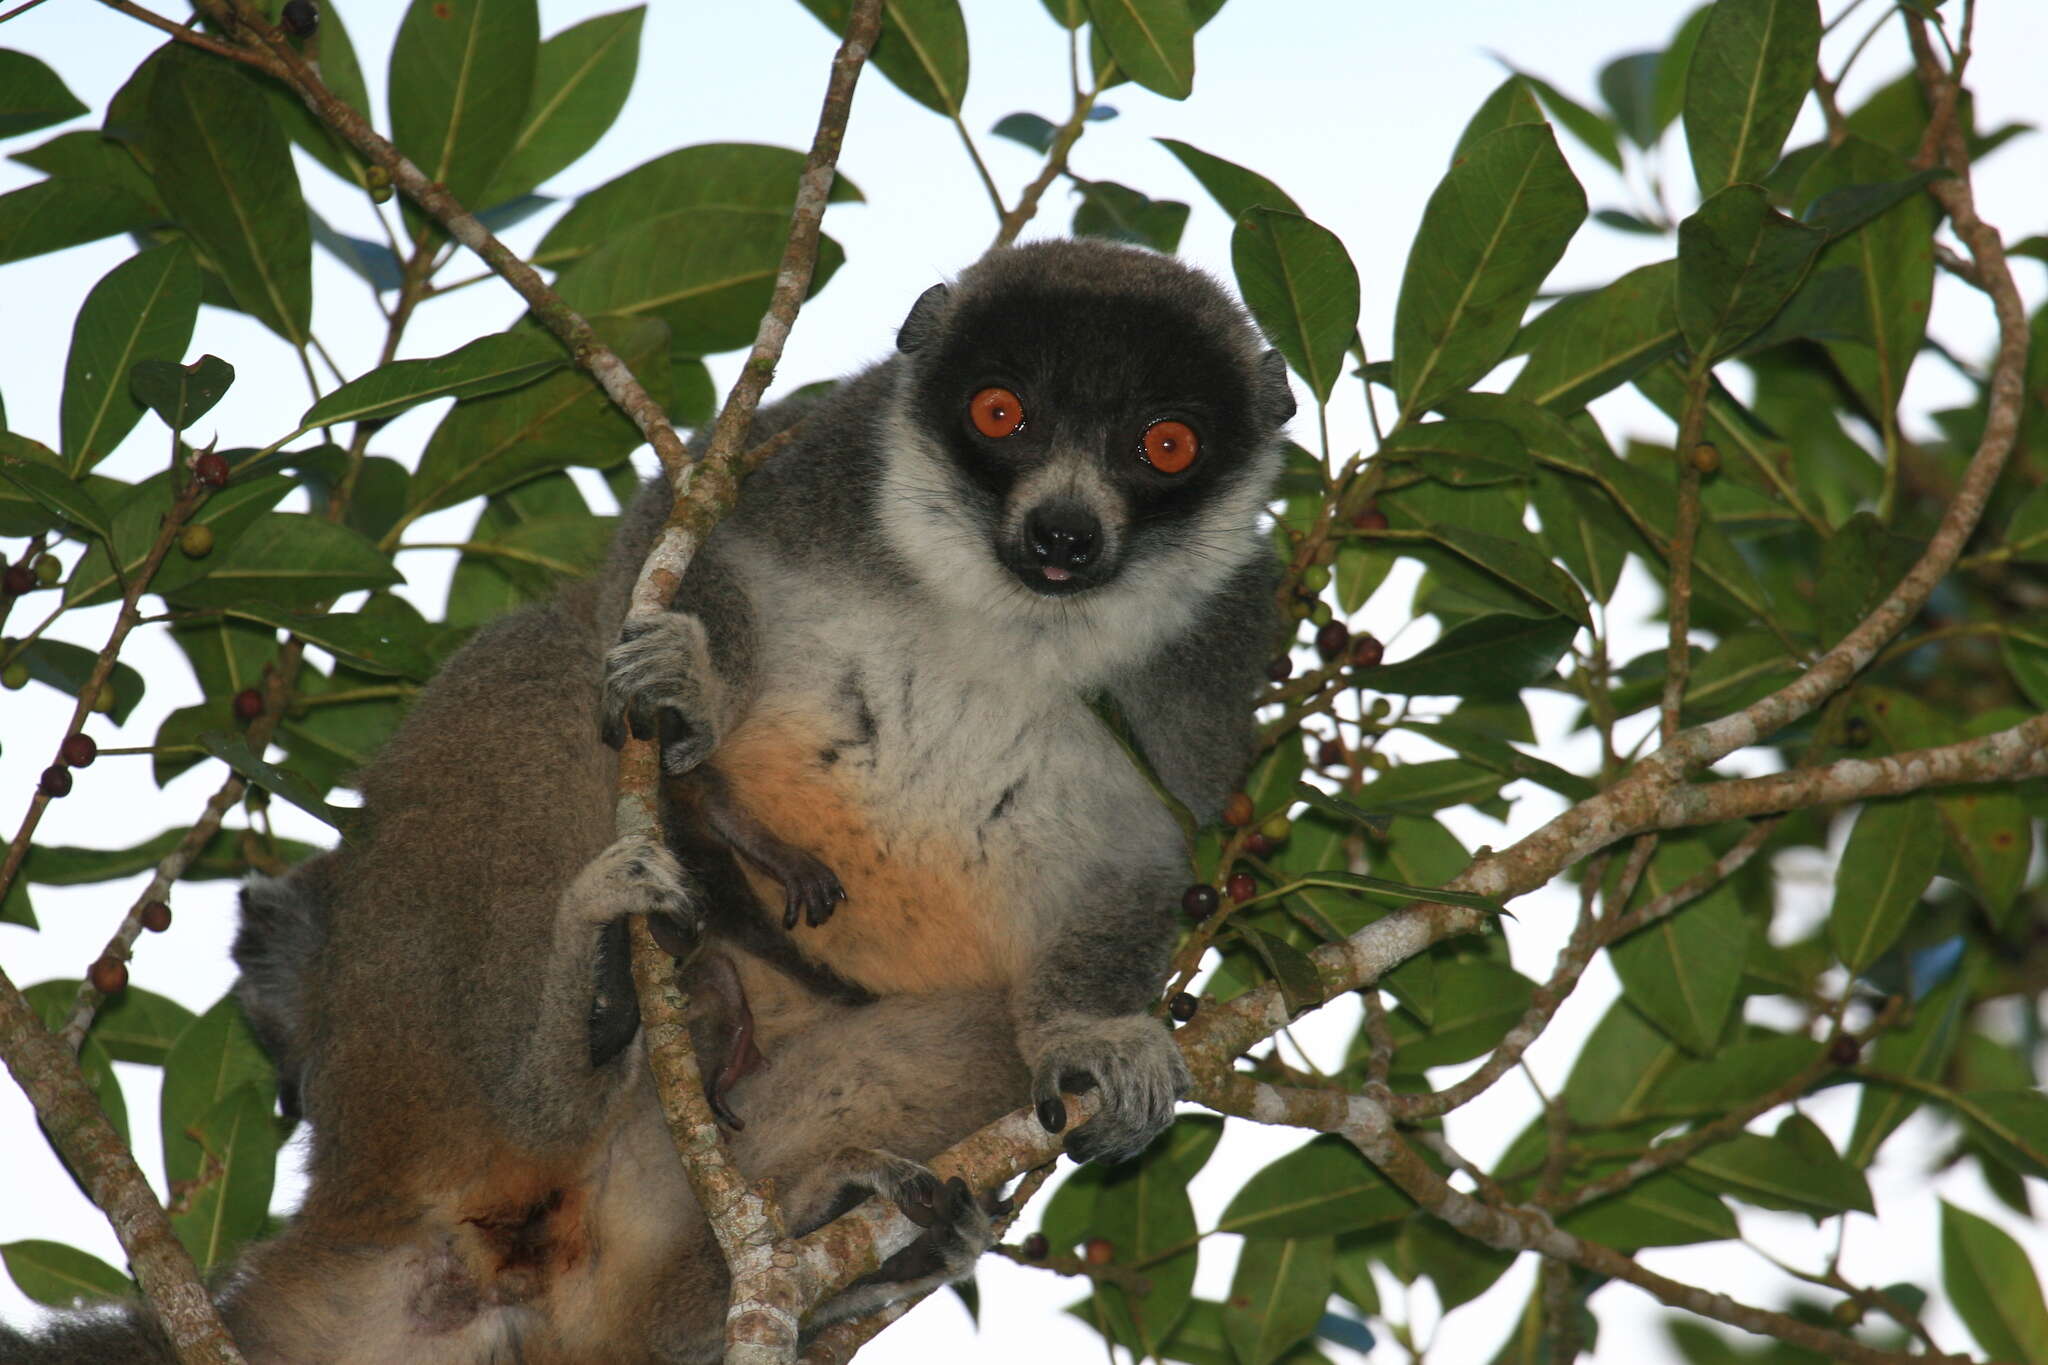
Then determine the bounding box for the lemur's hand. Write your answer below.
[601,612,722,777]
[1030,1013,1190,1165]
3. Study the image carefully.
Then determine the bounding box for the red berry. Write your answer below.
[1083,1237,1114,1266]
[59,733,97,768]
[2,564,33,596]
[1349,634,1385,669]
[195,452,230,489]
[1222,792,1255,828]
[1315,621,1350,659]
[88,957,127,995]
[1020,1232,1049,1261]
[1317,739,1346,769]
[1226,871,1257,904]
[1168,992,1199,1022]
[140,900,172,933]
[1351,506,1388,533]
[1244,832,1276,857]
[38,765,72,798]
[233,688,264,721]
[1828,1035,1862,1068]
[1265,655,1293,683]
[1181,884,1220,920]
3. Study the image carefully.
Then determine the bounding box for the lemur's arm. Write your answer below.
[1014,555,1277,1164]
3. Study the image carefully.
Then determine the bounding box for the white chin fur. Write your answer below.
[875,402,1277,687]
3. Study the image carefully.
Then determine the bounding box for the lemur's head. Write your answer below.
[881,239,1294,657]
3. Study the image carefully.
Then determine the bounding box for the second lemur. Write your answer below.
[604,236,1294,1160]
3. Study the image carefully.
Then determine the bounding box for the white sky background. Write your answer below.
[1,1,2045,1360]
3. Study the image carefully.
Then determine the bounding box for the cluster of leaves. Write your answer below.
[991,2,2048,1363]
[1,0,2045,1362]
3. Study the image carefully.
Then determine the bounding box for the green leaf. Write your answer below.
[11,129,158,210]
[1220,1136,1412,1238]
[1384,960,1534,1070]
[0,1240,131,1309]
[1564,998,1689,1125]
[1532,467,1627,604]
[1941,1201,2048,1365]
[1361,613,1577,698]
[1676,184,1826,361]
[160,996,277,1189]
[22,980,195,1067]
[1508,261,1680,412]
[1383,418,1532,486]
[170,1084,279,1273]
[538,142,862,261]
[1228,208,1358,405]
[8,639,145,725]
[1085,0,1195,100]
[483,7,645,203]
[408,315,669,516]
[1156,138,1300,220]
[1393,123,1586,420]
[66,471,294,608]
[1607,840,1749,1056]
[1404,719,1596,801]
[1828,798,1941,972]
[389,0,540,221]
[1225,1237,1336,1365]
[1797,138,1937,419]
[1452,77,1544,163]
[1679,1125,1872,1218]
[553,208,843,357]
[0,456,114,548]
[1848,966,1969,1165]
[1400,1213,1515,1310]
[797,0,969,115]
[221,606,432,681]
[1653,6,1712,139]
[992,112,1057,153]
[1072,180,1189,253]
[0,176,158,267]
[1599,50,1663,148]
[302,331,567,429]
[60,241,202,474]
[166,513,399,610]
[195,731,357,836]
[1080,1132,1199,1355]
[129,355,235,433]
[0,51,88,136]
[1419,522,1591,626]
[1356,759,1504,816]
[145,48,311,345]
[1950,1089,2048,1182]
[1512,69,1623,170]
[1563,1171,1737,1251]
[1682,0,1820,196]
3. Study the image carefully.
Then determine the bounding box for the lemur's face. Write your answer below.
[898,278,1289,605]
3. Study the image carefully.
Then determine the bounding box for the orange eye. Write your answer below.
[1141,419,1198,473]
[970,386,1025,438]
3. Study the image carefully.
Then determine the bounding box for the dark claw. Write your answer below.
[896,1170,942,1227]
[986,1192,1014,1219]
[628,694,657,742]
[600,713,625,749]
[1037,1096,1066,1134]
[1059,1068,1099,1096]
[944,1177,970,1218]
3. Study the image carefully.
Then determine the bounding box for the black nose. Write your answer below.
[1026,504,1100,570]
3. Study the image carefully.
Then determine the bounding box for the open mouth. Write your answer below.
[1011,561,1098,596]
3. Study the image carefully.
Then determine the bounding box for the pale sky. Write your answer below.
[1,2,2044,1361]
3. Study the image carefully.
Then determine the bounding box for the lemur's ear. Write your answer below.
[896,283,950,354]
[1257,349,1297,425]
